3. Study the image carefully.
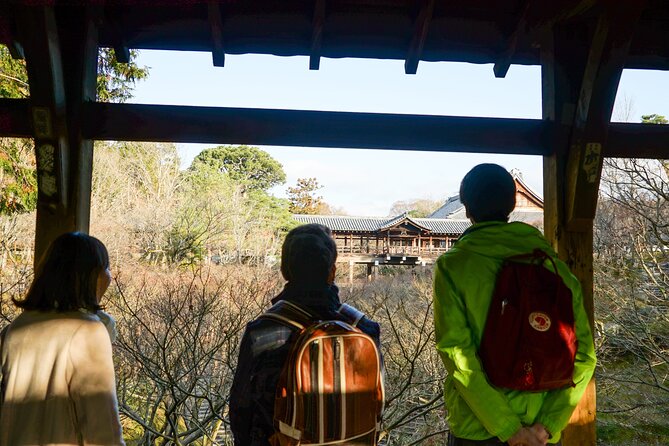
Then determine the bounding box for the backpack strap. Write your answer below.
[506,248,559,274]
[336,303,366,327]
[259,300,314,331]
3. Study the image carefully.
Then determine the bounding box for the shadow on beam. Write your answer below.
[5,99,667,159]
[83,102,550,155]
[0,98,32,137]
[607,123,669,158]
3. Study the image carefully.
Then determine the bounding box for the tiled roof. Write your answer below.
[429,195,463,218]
[293,215,391,232]
[379,213,432,231]
[413,218,472,234]
[293,214,471,235]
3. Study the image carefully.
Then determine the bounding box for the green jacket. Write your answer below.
[433,221,596,443]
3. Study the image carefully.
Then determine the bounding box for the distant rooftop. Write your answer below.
[293,214,471,236]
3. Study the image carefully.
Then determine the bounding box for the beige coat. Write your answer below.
[0,311,124,446]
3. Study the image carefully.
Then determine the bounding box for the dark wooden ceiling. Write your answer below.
[0,0,667,159]
[92,1,668,70]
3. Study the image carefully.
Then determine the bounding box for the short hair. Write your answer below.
[459,164,516,222]
[281,224,337,284]
[14,232,109,312]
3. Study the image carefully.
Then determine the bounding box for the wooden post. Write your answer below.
[542,24,594,446]
[19,6,99,265]
[366,264,373,282]
[348,261,354,285]
[541,3,645,441]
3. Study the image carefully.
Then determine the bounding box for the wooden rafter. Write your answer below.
[114,44,129,64]
[405,0,434,75]
[494,0,530,78]
[208,1,225,67]
[82,102,548,155]
[565,0,646,231]
[309,0,325,70]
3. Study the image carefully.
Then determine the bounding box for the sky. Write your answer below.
[128,50,669,216]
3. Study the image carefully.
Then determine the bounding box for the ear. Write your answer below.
[327,264,337,284]
[465,207,476,224]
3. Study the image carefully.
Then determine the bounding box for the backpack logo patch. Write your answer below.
[529,312,551,332]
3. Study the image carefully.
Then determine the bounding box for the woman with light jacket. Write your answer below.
[0,232,124,446]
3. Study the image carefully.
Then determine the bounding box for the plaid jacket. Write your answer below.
[229,283,381,446]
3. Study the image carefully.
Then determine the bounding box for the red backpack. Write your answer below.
[479,249,578,391]
[261,300,384,446]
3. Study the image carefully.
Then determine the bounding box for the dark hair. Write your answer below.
[459,164,516,223]
[281,224,337,284]
[14,232,109,312]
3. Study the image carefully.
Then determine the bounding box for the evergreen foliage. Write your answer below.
[190,145,286,192]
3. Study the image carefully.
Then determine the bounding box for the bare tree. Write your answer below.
[594,158,669,445]
[344,269,448,445]
[109,266,280,445]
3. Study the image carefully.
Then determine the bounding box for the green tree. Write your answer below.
[641,114,668,125]
[287,177,331,214]
[189,145,286,191]
[0,138,36,214]
[0,46,29,98]
[0,45,148,102]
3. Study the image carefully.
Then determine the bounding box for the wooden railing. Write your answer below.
[336,245,450,256]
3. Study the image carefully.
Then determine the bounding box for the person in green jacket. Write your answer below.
[433,164,597,446]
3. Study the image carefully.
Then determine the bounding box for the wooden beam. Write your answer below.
[83,102,549,156]
[1,100,665,160]
[564,0,646,232]
[606,123,669,158]
[309,0,325,70]
[405,0,434,75]
[208,1,225,67]
[0,98,31,137]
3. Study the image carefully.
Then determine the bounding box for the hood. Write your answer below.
[453,221,555,259]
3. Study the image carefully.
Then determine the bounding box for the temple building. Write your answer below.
[293,173,543,263]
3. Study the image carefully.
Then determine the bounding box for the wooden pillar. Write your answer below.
[348,261,354,285]
[19,5,99,265]
[541,4,644,443]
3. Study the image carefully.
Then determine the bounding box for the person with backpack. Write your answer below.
[433,164,596,446]
[230,223,384,446]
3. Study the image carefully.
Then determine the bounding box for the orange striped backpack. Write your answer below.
[262,300,384,446]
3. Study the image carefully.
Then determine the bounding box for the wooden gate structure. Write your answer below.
[1,1,668,444]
